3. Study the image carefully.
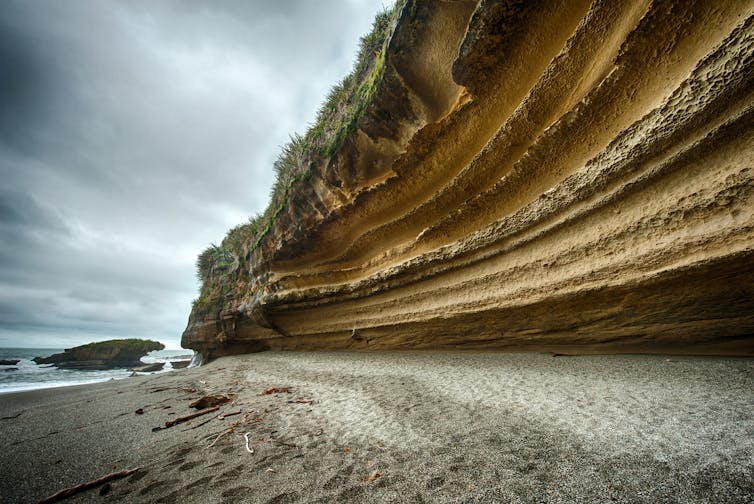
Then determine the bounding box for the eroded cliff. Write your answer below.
[184,0,754,359]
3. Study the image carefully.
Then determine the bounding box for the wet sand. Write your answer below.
[0,352,752,503]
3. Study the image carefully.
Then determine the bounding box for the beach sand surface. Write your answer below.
[0,352,752,503]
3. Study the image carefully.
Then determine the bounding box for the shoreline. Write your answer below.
[1,351,752,503]
[1,348,745,397]
[0,348,195,396]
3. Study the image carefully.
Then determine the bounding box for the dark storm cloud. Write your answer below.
[0,7,56,154]
[0,0,384,348]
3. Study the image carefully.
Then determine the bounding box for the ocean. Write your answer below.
[0,347,197,394]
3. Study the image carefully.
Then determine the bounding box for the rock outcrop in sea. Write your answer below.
[34,339,165,370]
[183,0,754,359]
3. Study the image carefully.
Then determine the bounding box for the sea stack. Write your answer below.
[33,339,165,370]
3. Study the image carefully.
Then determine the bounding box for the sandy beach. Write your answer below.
[0,352,752,503]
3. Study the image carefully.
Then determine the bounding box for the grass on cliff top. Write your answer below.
[73,339,165,352]
[193,1,404,312]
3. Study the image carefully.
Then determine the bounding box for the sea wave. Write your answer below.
[0,348,196,395]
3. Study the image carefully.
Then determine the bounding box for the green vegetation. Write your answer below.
[192,2,404,316]
[74,339,165,352]
[196,243,235,284]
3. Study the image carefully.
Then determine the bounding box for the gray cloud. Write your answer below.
[0,0,385,348]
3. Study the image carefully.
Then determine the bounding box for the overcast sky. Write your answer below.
[0,0,386,349]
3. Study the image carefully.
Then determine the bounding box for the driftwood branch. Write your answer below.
[186,416,215,430]
[218,410,242,420]
[182,408,242,431]
[208,427,234,448]
[208,420,241,448]
[161,406,220,429]
[37,467,140,504]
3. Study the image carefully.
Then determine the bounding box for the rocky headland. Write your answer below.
[184,0,754,359]
[33,339,165,370]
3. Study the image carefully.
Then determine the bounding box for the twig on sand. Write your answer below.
[219,410,242,420]
[184,408,241,431]
[208,428,233,447]
[274,440,299,449]
[153,406,220,431]
[261,386,292,395]
[287,398,313,405]
[270,433,302,449]
[185,416,215,430]
[208,421,240,448]
[148,386,196,394]
[37,467,140,504]
[244,432,254,454]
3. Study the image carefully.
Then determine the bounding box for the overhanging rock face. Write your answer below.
[183,0,754,358]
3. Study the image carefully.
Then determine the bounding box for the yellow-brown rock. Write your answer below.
[183,0,754,359]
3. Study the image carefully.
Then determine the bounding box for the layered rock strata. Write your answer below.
[184,0,754,358]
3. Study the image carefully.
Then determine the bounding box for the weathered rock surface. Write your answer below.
[0,360,20,366]
[34,339,165,370]
[170,360,191,369]
[129,362,165,373]
[184,0,754,358]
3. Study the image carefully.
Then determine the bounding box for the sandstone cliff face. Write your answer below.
[184,0,754,358]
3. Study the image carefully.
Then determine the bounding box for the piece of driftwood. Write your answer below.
[274,440,299,449]
[208,419,243,448]
[159,406,220,430]
[186,416,215,430]
[261,386,291,395]
[37,467,140,504]
[218,410,242,420]
[287,399,313,404]
[165,406,220,427]
[184,408,241,431]
[208,425,236,448]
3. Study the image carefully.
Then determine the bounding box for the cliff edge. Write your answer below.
[184,0,754,359]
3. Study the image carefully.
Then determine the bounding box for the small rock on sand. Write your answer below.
[129,363,165,373]
[190,394,233,409]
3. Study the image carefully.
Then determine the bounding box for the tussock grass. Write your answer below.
[193,2,404,315]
